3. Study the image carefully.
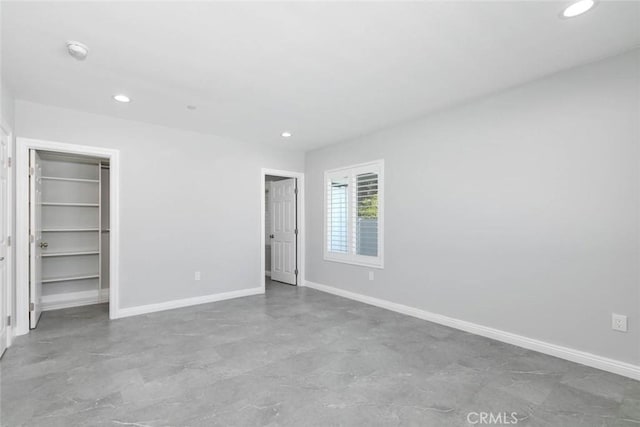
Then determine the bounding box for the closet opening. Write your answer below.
[28,151,110,328]
[15,138,120,337]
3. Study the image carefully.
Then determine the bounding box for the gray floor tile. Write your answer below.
[1,279,638,426]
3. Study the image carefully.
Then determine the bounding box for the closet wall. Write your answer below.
[39,152,109,310]
[100,165,109,292]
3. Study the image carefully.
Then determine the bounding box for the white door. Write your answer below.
[29,150,43,329]
[270,178,297,285]
[0,131,9,355]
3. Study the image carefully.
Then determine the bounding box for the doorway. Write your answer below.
[28,151,110,329]
[261,169,304,290]
[15,138,120,336]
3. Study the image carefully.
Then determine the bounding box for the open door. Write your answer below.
[270,178,297,285]
[29,150,43,329]
[0,131,9,355]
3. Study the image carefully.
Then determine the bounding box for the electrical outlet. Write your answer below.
[612,313,627,332]
[368,271,374,281]
[195,271,201,281]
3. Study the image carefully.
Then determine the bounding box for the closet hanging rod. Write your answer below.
[42,228,99,232]
[42,251,99,258]
[41,202,99,207]
[42,274,100,284]
[41,176,100,183]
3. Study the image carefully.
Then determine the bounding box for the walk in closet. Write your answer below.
[36,151,109,311]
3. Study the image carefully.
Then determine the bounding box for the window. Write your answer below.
[324,160,384,268]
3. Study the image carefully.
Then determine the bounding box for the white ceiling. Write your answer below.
[2,1,639,150]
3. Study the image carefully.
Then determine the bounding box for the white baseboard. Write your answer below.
[114,287,264,319]
[42,288,110,311]
[303,280,640,381]
[265,270,271,277]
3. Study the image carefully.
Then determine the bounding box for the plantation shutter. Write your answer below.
[327,175,348,254]
[352,172,379,257]
[324,160,383,267]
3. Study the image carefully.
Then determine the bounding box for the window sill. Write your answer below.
[323,255,384,269]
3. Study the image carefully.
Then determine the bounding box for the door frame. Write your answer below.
[15,138,120,335]
[0,123,13,352]
[261,168,304,291]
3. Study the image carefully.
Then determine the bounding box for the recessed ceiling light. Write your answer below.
[562,0,595,18]
[281,131,292,138]
[113,94,131,103]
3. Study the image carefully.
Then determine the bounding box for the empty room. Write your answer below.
[0,0,639,425]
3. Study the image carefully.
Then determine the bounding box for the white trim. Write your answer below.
[15,138,120,335]
[115,287,264,319]
[42,289,109,311]
[260,168,305,290]
[265,270,271,277]
[7,129,14,348]
[323,159,384,269]
[303,280,640,381]
[1,125,14,350]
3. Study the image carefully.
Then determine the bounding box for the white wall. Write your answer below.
[305,49,640,365]
[15,101,304,309]
[0,79,14,131]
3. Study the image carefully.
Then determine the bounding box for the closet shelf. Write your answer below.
[42,228,99,232]
[42,202,99,207]
[42,274,100,284]
[42,176,99,183]
[42,251,99,258]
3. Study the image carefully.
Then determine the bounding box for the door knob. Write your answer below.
[269,234,274,239]
[40,242,48,249]
[0,257,4,261]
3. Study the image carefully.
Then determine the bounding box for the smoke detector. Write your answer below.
[66,41,89,60]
